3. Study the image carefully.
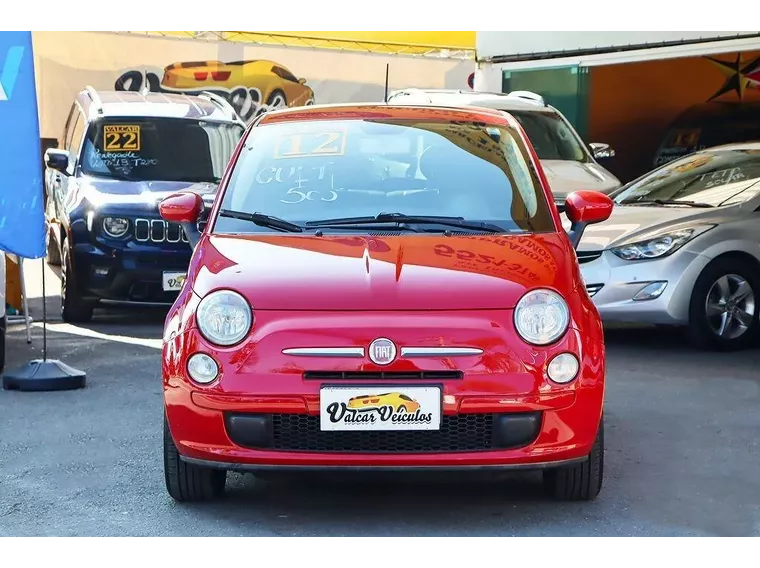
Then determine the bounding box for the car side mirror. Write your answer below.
[589,142,615,160]
[564,190,614,249]
[298,77,307,84]
[44,148,70,173]
[159,192,205,248]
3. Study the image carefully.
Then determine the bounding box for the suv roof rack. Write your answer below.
[197,91,245,125]
[84,85,104,115]
[388,88,548,107]
[504,90,546,107]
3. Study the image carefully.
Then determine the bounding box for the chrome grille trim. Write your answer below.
[134,218,189,243]
[282,346,483,358]
[282,347,365,357]
[400,347,484,357]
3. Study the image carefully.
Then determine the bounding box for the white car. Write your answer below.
[386,89,622,201]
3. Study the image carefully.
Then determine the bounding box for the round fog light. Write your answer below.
[547,353,579,384]
[187,353,219,384]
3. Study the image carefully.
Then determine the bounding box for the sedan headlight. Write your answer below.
[102,216,129,237]
[196,290,252,346]
[610,225,715,261]
[514,289,570,345]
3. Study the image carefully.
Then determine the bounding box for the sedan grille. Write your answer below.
[576,250,603,264]
[271,413,497,453]
[134,219,189,244]
[586,283,604,297]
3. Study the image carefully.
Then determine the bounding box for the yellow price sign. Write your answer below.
[103,125,141,152]
[273,130,347,159]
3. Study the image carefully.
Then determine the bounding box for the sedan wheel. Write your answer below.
[688,258,760,350]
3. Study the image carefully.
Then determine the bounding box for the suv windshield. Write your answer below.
[508,110,588,162]
[614,148,760,207]
[80,117,244,182]
[214,117,556,234]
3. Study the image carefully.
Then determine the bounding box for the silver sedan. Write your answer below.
[569,143,760,350]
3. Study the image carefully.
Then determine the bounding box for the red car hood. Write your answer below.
[189,233,575,310]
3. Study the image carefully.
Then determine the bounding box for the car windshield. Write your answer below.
[614,148,760,207]
[80,117,244,183]
[214,117,556,234]
[508,110,588,162]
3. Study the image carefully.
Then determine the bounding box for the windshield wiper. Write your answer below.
[629,199,714,208]
[219,209,303,232]
[305,212,505,233]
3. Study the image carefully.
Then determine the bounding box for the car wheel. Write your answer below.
[45,226,61,266]
[687,257,759,351]
[163,415,226,502]
[543,417,604,501]
[60,244,94,323]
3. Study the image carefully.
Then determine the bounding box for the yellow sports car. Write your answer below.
[347,393,421,413]
[160,59,314,108]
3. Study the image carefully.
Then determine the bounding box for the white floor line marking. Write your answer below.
[30,322,162,350]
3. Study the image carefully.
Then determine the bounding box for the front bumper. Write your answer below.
[72,240,191,305]
[580,249,710,325]
[163,309,605,469]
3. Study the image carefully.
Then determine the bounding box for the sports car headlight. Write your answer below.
[196,290,252,346]
[610,225,715,261]
[514,289,570,345]
[102,217,129,237]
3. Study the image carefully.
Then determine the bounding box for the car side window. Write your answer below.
[68,112,87,160]
[272,66,298,83]
[61,103,76,149]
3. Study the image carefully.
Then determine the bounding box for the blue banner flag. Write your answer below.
[0,31,45,259]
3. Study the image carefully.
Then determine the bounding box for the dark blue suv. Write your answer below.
[43,86,245,322]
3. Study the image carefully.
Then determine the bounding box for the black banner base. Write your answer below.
[2,359,86,392]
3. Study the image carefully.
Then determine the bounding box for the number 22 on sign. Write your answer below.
[103,125,141,152]
[274,130,347,159]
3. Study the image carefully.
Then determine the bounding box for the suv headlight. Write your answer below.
[196,290,252,346]
[609,225,715,261]
[103,217,129,237]
[514,289,570,345]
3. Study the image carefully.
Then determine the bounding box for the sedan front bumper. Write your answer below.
[580,248,711,325]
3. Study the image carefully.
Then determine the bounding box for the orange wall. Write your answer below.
[588,50,760,182]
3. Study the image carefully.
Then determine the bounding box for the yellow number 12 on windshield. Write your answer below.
[274,130,347,159]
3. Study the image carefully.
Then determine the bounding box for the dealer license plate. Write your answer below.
[162,271,187,292]
[319,386,442,432]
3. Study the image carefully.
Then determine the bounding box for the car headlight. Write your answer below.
[196,290,252,346]
[514,289,570,345]
[102,216,129,237]
[610,225,715,261]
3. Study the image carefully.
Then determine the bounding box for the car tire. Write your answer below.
[543,417,604,501]
[163,415,226,502]
[687,257,760,351]
[45,226,61,266]
[60,244,94,323]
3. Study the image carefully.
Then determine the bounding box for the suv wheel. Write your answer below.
[61,244,94,323]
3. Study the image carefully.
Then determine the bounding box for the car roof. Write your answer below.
[258,101,514,127]
[696,140,760,152]
[387,89,558,114]
[76,87,242,124]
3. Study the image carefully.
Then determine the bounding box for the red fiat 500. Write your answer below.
[158,103,614,503]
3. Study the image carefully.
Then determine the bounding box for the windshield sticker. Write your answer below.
[273,130,347,159]
[87,150,158,173]
[103,125,141,152]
